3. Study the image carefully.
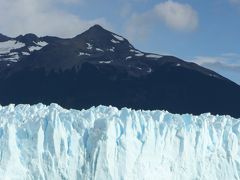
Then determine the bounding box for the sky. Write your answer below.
[0,0,240,84]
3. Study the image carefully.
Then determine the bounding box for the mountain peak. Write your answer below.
[0,33,11,42]
[73,24,131,51]
[0,33,6,37]
[89,24,105,31]
[16,33,38,42]
[1,26,240,118]
[79,24,112,39]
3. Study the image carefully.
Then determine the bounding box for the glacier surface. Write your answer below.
[0,104,240,180]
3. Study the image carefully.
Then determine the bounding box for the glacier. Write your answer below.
[0,104,240,180]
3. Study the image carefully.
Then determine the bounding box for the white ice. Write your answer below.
[0,104,239,180]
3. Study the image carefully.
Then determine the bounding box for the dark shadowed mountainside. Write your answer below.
[0,25,240,117]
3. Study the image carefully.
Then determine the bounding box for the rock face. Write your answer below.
[0,104,239,180]
[0,25,240,117]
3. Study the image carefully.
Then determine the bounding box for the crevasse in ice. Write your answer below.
[0,103,239,180]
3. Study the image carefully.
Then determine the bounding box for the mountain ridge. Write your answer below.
[0,26,233,82]
[0,25,240,118]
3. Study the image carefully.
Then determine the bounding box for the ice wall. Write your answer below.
[0,103,239,180]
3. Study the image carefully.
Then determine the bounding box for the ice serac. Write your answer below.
[0,104,240,180]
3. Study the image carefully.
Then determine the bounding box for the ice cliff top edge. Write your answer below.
[0,103,238,121]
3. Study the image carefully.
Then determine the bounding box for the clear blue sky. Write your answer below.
[0,0,240,84]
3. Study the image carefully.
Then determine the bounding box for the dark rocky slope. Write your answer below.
[0,25,240,117]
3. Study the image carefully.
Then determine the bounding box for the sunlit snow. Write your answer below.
[22,52,30,56]
[147,68,152,73]
[111,39,120,44]
[126,56,132,60]
[99,60,112,64]
[35,41,48,47]
[112,34,124,41]
[96,48,104,52]
[145,54,162,58]
[28,41,48,52]
[108,47,115,52]
[28,46,42,52]
[86,43,93,50]
[79,52,91,56]
[135,53,144,57]
[0,40,25,54]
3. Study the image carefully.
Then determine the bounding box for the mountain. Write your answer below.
[0,33,49,71]
[0,104,239,180]
[0,33,11,42]
[0,25,240,117]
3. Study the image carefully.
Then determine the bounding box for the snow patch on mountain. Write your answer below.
[0,40,48,64]
[99,60,112,64]
[86,43,93,50]
[147,68,152,73]
[35,41,48,47]
[111,39,120,44]
[79,52,91,56]
[0,104,239,180]
[28,46,42,52]
[22,52,30,56]
[96,48,104,52]
[130,49,141,53]
[107,47,115,52]
[3,55,20,62]
[112,34,124,41]
[126,56,132,60]
[0,40,25,54]
[145,54,162,59]
[29,41,48,52]
[135,52,144,57]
